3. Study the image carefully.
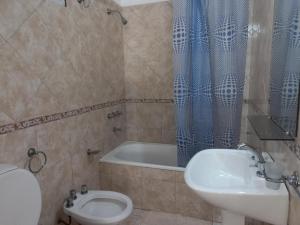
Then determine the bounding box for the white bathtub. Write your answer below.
[100,142,184,171]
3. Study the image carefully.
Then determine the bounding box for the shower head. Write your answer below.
[107,8,128,25]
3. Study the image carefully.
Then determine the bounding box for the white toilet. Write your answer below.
[64,190,133,225]
[0,164,42,225]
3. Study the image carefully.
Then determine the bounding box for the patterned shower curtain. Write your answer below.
[270,0,300,136]
[173,0,249,167]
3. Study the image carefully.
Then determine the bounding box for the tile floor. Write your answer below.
[119,209,218,225]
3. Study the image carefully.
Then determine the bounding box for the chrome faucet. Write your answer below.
[237,143,265,177]
[65,197,74,208]
[237,143,265,163]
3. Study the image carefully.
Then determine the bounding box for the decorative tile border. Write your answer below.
[6,97,300,162]
[0,98,174,136]
[126,98,174,104]
[113,0,169,7]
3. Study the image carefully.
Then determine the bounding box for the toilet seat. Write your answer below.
[64,191,133,225]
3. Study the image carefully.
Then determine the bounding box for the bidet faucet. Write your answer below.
[65,197,74,208]
[70,189,77,200]
[81,184,88,195]
[237,143,265,177]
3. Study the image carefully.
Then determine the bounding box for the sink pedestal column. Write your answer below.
[222,210,245,225]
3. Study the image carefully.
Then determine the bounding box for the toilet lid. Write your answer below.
[0,168,41,225]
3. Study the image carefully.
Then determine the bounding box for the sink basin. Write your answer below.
[184,149,289,225]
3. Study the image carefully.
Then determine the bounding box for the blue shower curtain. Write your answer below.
[270,0,300,136]
[173,0,249,166]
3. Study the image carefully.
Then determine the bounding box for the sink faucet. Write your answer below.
[237,143,265,163]
[237,143,265,177]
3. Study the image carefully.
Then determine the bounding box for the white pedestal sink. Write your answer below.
[184,149,289,225]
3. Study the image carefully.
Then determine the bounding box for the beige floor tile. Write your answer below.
[119,209,148,225]
[183,216,212,225]
[140,210,212,225]
[143,211,179,225]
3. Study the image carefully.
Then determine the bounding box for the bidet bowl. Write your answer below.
[184,149,289,225]
[64,191,133,225]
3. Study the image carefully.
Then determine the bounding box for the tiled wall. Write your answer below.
[0,0,126,224]
[122,2,176,144]
[247,0,274,117]
[245,1,300,225]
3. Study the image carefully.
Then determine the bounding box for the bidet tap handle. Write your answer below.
[81,184,88,194]
[70,189,77,200]
[65,197,74,208]
[287,171,300,187]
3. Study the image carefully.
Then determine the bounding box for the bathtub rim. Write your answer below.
[100,141,185,172]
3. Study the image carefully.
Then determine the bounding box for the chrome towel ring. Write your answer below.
[27,148,47,174]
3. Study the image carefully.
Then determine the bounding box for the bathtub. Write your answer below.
[100,141,184,171]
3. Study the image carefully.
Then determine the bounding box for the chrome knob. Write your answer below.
[65,197,74,208]
[70,189,77,200]
[81,184,88,195]
[287,171,299,187]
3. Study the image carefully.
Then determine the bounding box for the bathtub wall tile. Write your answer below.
[175,171,186,183]
[99,162,113,176]
[123,2,173,100]
[142,179,177,213]
[123,2,175,145]
[99,162,113,190]
[162,128,177,144]
[111,163,144,178]
[126,103,176,144]
[142,168,176,182]
[212,208,222,223]
[99,163,217,221]
[112,175,144,208]
[99,173,112,190]
[140,128,163,143]
[176,183,214,221]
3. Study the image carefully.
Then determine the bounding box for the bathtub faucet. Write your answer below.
[113,127,122,133]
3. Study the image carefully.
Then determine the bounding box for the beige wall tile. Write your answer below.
[0,0,33,39]
[162,129,176,144]
[0,1,125,225]
[111,163,143,177]
[112,175,143,208]
[9,12,63,76]
[123,2,174,144]
[176,182,214,221]
[142,167,176,182]
[142,178,177,213]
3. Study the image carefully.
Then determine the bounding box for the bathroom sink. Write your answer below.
[184,149,289,225]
